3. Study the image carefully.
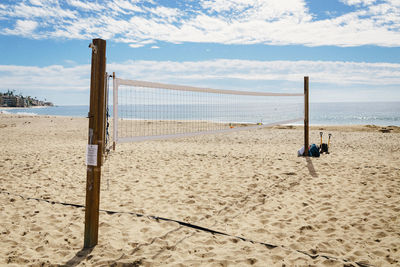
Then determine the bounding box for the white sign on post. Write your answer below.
[86,144,98,166]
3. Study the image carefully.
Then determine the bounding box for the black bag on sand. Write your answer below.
[320,143,329,154]
[308,144,320,157]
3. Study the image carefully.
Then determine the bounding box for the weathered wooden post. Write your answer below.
[112,72,117,151]
[84,38,106,248]
[304,76,309,157]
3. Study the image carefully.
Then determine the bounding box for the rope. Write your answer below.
[0,190,374,267]
[117,78,304,97]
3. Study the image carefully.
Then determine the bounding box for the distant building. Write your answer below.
[2,95,18,107]
[44,102,54,106]
[0,92,54,107]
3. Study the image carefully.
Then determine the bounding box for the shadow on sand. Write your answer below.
[62,247,94,267]
[306,157,318,178]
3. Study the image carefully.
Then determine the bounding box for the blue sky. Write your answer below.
[0,0,399,105]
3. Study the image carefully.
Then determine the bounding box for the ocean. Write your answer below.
[1,102,399,126]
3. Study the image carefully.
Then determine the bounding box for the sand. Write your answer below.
[0,114,399,266]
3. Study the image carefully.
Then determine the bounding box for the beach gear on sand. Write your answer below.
[297,144,320,157]
[320,132,323,147]
[328,133,332,148]
[320,143,328,154]
[297,146,305,156]
[309,144,320,157]
[319,132,330,154]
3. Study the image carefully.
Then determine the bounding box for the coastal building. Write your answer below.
[0,92,53,107]
[1,95,18,107]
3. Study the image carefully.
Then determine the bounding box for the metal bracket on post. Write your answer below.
[89,43,97,54]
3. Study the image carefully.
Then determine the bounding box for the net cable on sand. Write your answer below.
[0,190,374,267]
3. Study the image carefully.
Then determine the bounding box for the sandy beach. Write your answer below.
[0,114,399,266]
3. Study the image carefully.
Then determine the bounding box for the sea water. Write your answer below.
[1,102,399,126]
[309,102,400,126]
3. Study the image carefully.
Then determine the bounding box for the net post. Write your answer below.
[304,76,309,157]
[112,72,118,150]
[103,72,108,155]
[84,38,106,248]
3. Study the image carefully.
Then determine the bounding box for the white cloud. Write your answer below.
[126,39,156,47]
[0,0,399,46]
[66,0,105,12]
[129,43,144,48]
[1,59,399,103]
[29,0,44,6]
[64,59,77,65]
[4,20,38,36]
[10,3,77,19]
[28,0,55,6]
[201,0,252,13]
[0,64,90,91]
[340,0,376,6]
[112,59,400,87]
[146,6,181,18]
[108,0,143,14]
[1,59,399,91]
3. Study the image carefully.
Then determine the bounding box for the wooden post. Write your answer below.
[304,76,309,157]
[103,72,108,155]
[112,72,117,151]
[84,38,106,248]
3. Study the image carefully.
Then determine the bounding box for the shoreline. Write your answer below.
[0,105,52,110]
[1,104,399,127]
[1,113,399,132]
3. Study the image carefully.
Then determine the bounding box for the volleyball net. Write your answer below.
[111,75,304,145]
[84,39,310,248]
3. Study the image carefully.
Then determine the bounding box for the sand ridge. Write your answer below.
[0,114,399,266]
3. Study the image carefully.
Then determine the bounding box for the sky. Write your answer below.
[0,0,399,105]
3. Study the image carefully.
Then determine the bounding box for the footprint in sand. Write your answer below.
[323,227,336,234]
[299,225,313,233]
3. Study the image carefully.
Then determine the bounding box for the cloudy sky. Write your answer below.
[0,0,399,104]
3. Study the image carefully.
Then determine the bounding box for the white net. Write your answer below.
[113,77,304,143]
